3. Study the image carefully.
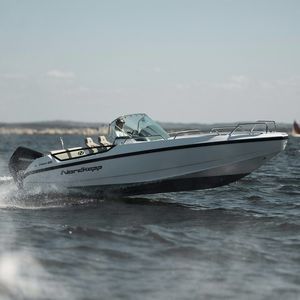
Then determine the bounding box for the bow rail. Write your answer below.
[210,120,277,136]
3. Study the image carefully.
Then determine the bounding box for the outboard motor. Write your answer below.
[9,147,43,188]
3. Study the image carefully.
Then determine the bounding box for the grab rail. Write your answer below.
[256,120,277,131]
[210,126,236,134]
[210,121,277,136]
[113,134,167,144]
[170,129,203,139]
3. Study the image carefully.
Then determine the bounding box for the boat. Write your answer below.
[9,113,288,196]
[292,120,300,137]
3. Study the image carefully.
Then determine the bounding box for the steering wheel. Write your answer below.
[126,129,139,136]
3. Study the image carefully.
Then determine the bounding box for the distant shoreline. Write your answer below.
[0,121,292,135]
[0,127,106,135]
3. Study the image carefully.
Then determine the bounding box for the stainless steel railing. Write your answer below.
[210,121,277,136]
[170,129,203,139]
[170,121,277,139]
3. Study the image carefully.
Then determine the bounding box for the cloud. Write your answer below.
[215,75,250,90]
[175,83,192,90]
[1,73,27,80]
[153,66,162,73]
[64,86,91,96]
[46,69,75,79]
[275,77,300,88]
[175,76,250,91]
[174,75,300,93]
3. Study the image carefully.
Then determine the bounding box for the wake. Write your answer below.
[0,176,104,210]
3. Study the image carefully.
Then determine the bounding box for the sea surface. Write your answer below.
[0,134,299,300]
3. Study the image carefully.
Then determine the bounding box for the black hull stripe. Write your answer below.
[23,136,287,178]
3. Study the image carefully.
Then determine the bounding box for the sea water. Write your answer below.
[0,134,299,300]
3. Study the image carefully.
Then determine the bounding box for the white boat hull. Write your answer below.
[20,133,288,196]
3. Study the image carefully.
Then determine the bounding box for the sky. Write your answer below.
[0,0,299,123]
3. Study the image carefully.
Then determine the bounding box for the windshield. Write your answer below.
[109,113,169,141]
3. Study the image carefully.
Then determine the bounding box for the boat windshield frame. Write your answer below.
[108,113,170,142]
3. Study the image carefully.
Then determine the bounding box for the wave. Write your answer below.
[277,185,300,195]
[0,193,104,210]
[0,176,12,182]
[61,226,141,245]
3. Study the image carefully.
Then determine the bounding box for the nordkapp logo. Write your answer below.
[60,166,102,175]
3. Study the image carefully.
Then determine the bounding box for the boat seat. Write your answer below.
[98,135,111,146]
[85,137,99,148]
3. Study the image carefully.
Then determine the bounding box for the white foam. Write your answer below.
[0,176,12,182]
[0,180,18,209]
